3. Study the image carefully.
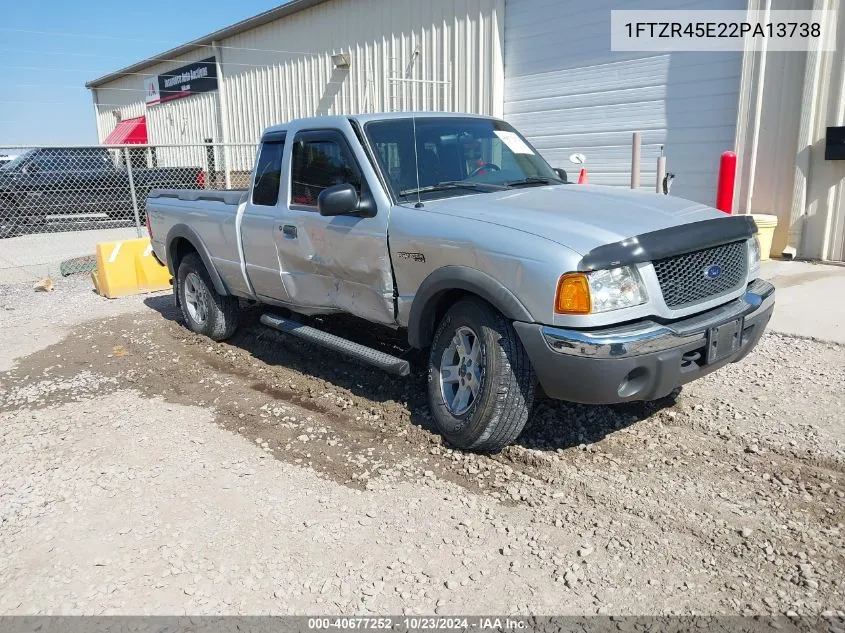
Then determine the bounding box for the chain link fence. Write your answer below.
[0,143,258,277]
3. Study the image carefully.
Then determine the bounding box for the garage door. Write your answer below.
[504,0,746,205]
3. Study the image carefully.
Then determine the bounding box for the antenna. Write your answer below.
[411,113,423,208]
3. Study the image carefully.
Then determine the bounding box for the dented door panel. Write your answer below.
[278,210,395,325]
[272,120,396,325]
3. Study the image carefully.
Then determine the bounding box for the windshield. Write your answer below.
[363,117,563,201]
[0,150,34,172]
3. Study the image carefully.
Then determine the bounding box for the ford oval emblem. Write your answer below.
[703,264,723,280]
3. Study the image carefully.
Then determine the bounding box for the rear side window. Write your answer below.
[252,141,284,206]
[38,149,111,172]
[74,149,113,170]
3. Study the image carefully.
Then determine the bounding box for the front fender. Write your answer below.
[407,266,535,348]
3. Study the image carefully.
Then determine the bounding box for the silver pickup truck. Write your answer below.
[147,112,774,452]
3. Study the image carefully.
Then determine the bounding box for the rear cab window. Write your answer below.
[252,140,284,207]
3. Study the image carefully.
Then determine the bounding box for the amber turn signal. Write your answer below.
[555,273,591,314]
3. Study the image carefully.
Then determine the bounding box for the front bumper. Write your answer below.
[513,279,775,404]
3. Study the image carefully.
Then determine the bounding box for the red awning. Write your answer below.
[103,116,148,144]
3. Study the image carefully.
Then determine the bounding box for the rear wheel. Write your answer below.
[176,252,239,341]
[427,297,536,452]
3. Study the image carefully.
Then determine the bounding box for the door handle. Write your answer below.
[281,224,297,238]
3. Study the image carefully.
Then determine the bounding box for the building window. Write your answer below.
[252,141,284,206]
[291,133,361,207]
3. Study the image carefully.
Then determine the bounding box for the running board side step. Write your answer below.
[260,313,411,377]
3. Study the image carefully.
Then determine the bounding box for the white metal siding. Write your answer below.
[93,0,504,166]
[504,0,746,205]
[219,0,503,147]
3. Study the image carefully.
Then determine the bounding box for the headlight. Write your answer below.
[556,266,648,314]
[747,236,761,277]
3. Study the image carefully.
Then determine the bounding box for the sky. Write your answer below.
[0,0,285,146]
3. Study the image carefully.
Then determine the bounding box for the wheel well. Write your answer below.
[165,227,229,297]
[420,289,474,348]
[170,237,198,273]
[407,266,535,350]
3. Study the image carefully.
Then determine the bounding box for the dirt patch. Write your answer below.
[2,295,844,614]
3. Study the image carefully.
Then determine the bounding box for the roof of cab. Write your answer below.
[260,111,497,140]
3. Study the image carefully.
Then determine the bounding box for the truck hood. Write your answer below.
[422,184,726,255]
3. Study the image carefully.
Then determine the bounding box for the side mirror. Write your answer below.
[553,167,568,183]
[318,183,359,216]
[317,183,376,218]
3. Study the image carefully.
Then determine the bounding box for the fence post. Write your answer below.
[630,132,641,189]
[656,155,666,194]
[124,147,142,237]
[205,139,215,189]
[222,143,232,190]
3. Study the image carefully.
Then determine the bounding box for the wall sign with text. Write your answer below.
[144,57,218,106]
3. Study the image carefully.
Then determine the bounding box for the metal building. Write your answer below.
[86,0,503,161]
[87,0,845,262]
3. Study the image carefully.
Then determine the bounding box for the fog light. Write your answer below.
[617,367,649,398]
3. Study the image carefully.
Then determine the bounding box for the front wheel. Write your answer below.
[427,298,536,452]
[176,252,239,341]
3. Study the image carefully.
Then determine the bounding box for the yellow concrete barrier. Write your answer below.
[91,237,171,298]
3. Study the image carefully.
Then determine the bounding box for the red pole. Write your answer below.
[716,151,737,214]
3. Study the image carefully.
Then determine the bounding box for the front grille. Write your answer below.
[654,241,747,309]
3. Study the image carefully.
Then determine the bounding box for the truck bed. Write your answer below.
[148,189,247,205]
[147,188,252,297]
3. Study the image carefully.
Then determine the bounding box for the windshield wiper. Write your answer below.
[399,181,507,197]
[504,177,563,187]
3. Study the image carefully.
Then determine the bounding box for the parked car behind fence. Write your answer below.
[0,143,258,245]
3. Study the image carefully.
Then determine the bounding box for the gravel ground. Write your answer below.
[0,277,155,372]
[0,277,843,616]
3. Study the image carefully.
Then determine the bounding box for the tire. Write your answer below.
[176,252,239,341]
[427,297,536,452]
